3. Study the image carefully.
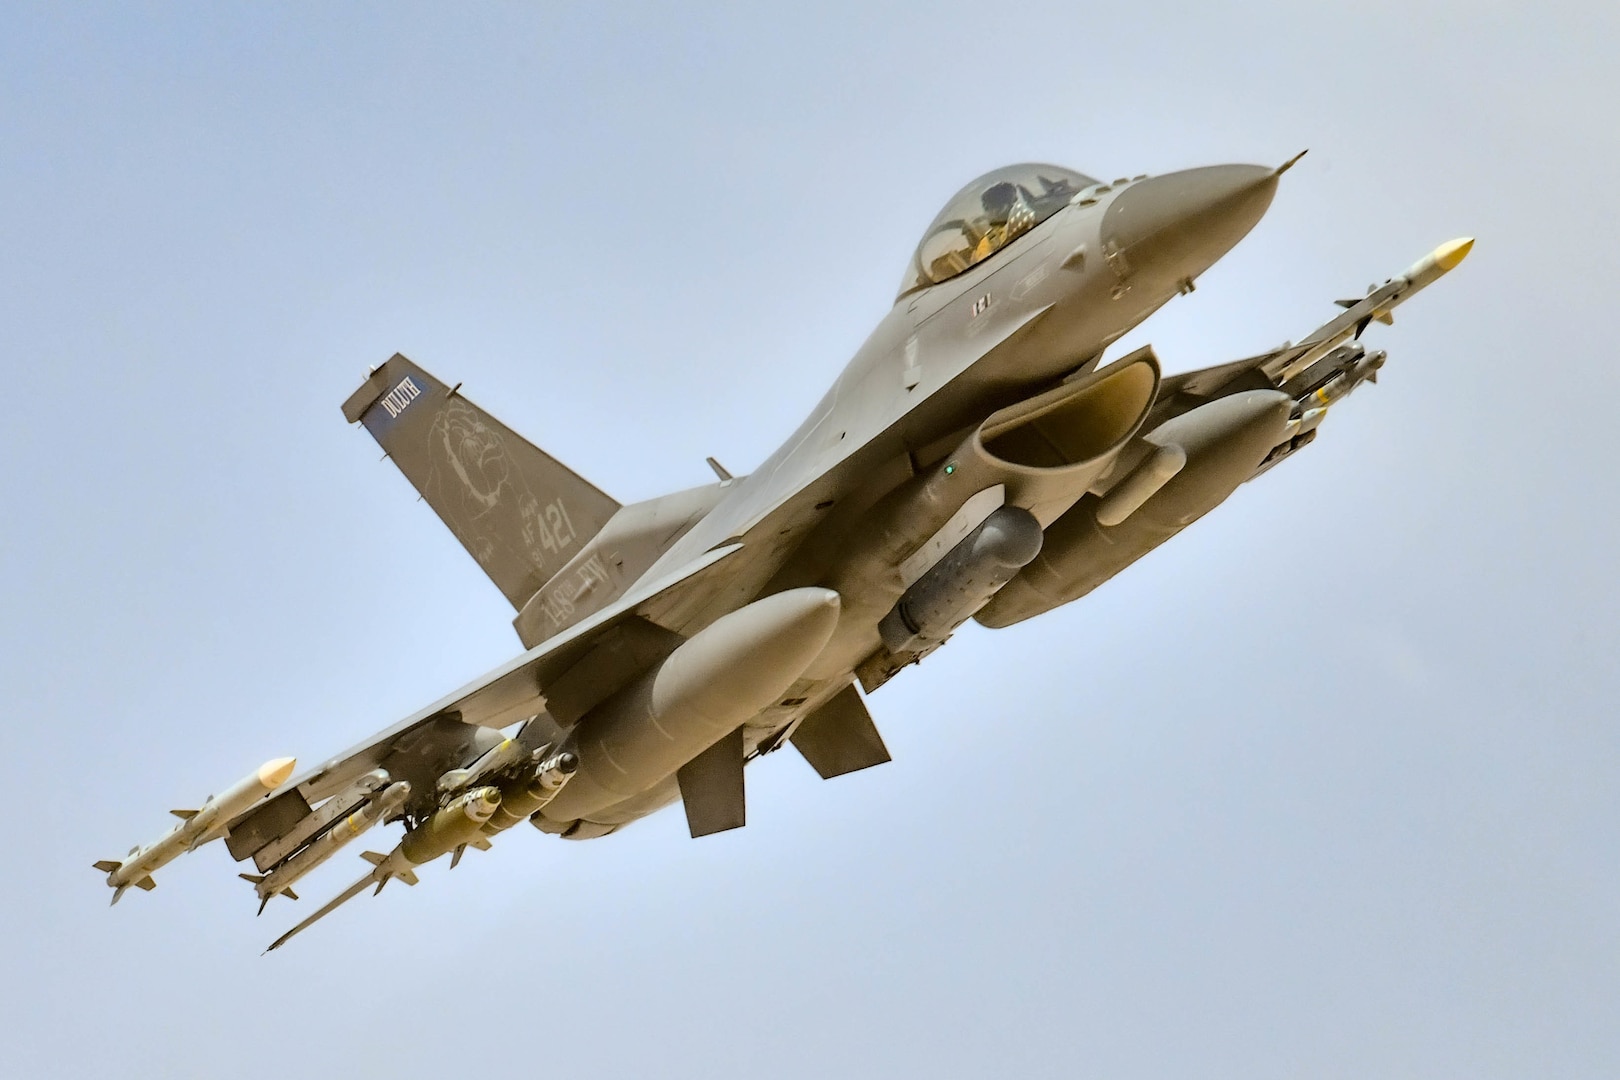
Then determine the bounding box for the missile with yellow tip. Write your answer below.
[1266,237,1476,383]
[95,757,296,905]
[1401,236,1475,290]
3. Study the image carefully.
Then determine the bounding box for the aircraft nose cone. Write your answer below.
[1101,164,1277,284]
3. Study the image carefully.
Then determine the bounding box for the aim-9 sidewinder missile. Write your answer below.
[95,757,296,905]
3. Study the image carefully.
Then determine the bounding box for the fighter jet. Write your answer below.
[96,155,1472,949]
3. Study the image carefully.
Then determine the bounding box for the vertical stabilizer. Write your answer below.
[343,355,621,609]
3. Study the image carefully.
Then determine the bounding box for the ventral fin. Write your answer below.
[676,726,746,837]
[791,684,891,779]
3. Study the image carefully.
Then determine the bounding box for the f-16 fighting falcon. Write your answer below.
[96,153,1472,950]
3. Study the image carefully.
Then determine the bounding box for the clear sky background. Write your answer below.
[2,4,1615,1077]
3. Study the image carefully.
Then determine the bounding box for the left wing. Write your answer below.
[99,542,741,918]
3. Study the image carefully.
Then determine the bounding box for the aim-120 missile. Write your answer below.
[240,780,412,914]
[1264,237,1474,384]
[95,757,296,905]
[265,786,501,952]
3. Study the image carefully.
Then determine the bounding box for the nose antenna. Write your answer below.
[1274,149,1309,177]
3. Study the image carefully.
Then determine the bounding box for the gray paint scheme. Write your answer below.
[101,159,1472,944]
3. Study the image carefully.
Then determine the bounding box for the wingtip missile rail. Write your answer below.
[97,757,296,905]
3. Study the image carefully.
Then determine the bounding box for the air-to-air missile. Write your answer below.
[264,785,502,952]
[977,238,1474,629]
[239,780,412,913]
[94,757,295,905]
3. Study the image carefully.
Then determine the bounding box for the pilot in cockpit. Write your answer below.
[971,181,1039,261]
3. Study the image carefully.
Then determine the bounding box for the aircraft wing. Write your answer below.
[231,542,741,819]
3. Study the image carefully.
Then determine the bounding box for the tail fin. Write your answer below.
[342,354,621,609]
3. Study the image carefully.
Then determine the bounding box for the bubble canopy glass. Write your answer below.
[899,164,1097,298]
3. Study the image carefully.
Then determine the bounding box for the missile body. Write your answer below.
[540,588,842,824]
[394,786,502,872]
[243,781,411,910]
[1265,237,1473,384]
[249,769,390,873]
[97,757,295,904]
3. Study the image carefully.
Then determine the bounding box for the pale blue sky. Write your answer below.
[2,4,1616,1077]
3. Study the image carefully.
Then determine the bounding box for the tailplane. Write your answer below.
[343,355,621,609]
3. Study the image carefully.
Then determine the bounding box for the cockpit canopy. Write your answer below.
[899,164,1098,299]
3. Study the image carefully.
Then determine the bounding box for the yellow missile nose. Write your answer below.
[258,757,297,789]
[1433,237,1474,271]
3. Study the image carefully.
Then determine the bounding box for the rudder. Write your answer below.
[343,354,620,609]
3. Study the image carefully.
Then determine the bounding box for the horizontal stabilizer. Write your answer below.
[93,860,121,874]
[676,726,747,837]
[791,685,891,779]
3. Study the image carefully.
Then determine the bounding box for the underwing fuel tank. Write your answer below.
[541,587,843,823]
[977,389,1294,628]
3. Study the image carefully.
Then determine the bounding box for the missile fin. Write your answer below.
[284,888,297,901]
[395,868,419,886]
[110,887,126,906]
[93,860,121,874]
[450,845,464,870]
[170,809,200,820]
[134,876,157,892]
[470,837,492,852]
[359,851,387,867]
